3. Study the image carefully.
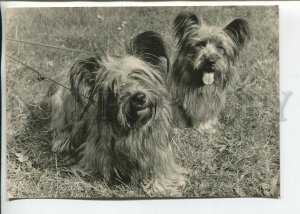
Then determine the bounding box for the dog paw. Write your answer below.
[173,128,181,135]
[197,121,216,134]
[142,168,189,197]
[199,127,216,134]
[143,180,183,197]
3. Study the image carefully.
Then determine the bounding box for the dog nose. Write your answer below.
[131,92,146,106]
[205,58,216,68]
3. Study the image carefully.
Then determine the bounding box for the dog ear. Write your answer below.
[127,31,169,71]
[224,18,251,55]
[70,56,102,107]
[173,12,200,44]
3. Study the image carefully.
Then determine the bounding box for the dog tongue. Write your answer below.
[202,72,214,85]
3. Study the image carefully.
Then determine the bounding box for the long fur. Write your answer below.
[48,31,187,196]
[169,12,251,131]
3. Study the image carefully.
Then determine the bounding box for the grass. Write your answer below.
[5,6,279,199]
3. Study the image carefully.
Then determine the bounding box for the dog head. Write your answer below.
[70,31,170,136]
[173,12,250,90]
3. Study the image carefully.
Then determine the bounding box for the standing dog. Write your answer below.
[48,31,188,196]
[168,12,250,133]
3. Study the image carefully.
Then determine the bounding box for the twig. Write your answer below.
[15,21,20,56]
[7,38,99,55]
[7,55,94,103]
[7,55,71,91]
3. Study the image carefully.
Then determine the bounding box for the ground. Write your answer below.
[5,6,279,198]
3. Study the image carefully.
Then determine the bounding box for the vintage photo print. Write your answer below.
[5,6,279,199]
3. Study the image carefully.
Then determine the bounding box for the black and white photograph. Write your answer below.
[4,6,279,199]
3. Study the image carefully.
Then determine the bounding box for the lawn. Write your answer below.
[5,6,279,198]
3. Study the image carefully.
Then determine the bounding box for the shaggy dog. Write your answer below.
[168,12,251,133]
[48,31,188,196]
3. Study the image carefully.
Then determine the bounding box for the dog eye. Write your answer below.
[217,45,225,54]
[196,41,207,48]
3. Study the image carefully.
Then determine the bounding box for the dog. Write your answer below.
[48,31,188,196]
[168,12,251,133]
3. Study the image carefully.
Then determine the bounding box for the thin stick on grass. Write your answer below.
[7,55,71,91]
[15,20,20,56]
[7,55,96,107]
[7,38,99,55]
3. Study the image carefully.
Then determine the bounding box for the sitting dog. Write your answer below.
[168,12,250,133]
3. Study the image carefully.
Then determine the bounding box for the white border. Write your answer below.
[0,1,285,7]
[2,1,300,214]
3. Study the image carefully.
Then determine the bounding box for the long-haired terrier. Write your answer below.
[168,12,251,133]
[48,31,188,196]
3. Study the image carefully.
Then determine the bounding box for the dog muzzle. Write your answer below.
[129,92,153,125]
[196,59,215,85]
